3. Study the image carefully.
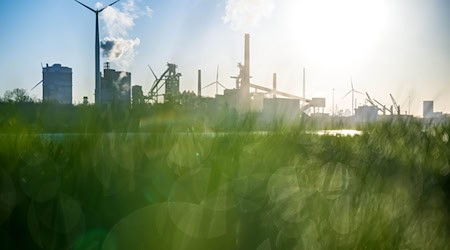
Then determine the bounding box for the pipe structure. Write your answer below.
[249,83,309,101]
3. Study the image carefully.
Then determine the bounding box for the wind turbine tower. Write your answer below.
[74,0,120,104]
[342,78,364,116]
[202,65,227,95]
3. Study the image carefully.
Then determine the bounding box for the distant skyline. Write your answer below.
[0,0,449,116]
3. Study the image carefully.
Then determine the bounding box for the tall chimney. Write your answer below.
[243,34,250,96]
[198,69,202,97]
[273,73,277,99]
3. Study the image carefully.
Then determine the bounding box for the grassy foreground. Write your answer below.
[0,120,449,249]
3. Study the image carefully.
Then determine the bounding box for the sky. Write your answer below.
[0,0,449,116]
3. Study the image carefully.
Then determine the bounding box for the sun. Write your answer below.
[284,0,390,68]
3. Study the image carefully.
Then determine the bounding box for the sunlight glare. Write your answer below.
[285,0,390,68]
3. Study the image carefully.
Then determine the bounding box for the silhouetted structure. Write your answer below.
[355,105,378,123]
[74,0,121,104]
[423,100,443,119]
[310,98,326,114]
[83,96,89,105]
[239,34,251,110]
[132,85,144,106]
[147,63,181,103]
[164,64,181,103]
[100,63,131,106]
[423,101,433,118]
[263,98,300,123]
[43,63,72,104]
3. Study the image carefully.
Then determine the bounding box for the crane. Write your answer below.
[365,92,377,107]
[365,92,383,114]
[389,94,401,115]
[373,98,392,115]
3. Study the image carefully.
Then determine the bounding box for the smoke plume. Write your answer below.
[223,0,275,30]
[113,71,131,95]
[101,37,141,68]
[98,0,152,69]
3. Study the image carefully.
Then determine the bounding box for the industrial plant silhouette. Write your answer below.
[0,1,449,250]
[2,0,443,126]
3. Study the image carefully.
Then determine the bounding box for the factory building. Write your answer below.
[263,98,300,122]
[43,64,72,104]
[163,64,181,103]
[99,63,131,106]
[354,105,378,123]
[423,101,434,118]
[216,89,240,109]
[423,100,443,119]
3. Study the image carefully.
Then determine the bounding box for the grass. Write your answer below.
[0,104,449,249]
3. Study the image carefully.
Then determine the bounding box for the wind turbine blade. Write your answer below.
[217,82,227,89]
[147,65,158,80]
[202,82,216,89]
[108,0,121,7]
[31,80,43,91]
[99,0,121,12]
[351,78,354,90]
[41,62,44,69]
[354,90,365,95]
[342,90,352,99]
[74,0,96,12]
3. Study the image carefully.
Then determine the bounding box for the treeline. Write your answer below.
[0,99,305,133]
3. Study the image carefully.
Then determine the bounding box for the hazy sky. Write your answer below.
[0,0,449,116]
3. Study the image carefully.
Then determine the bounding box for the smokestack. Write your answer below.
[302,67,306,101]
[198,69,202,97]
[243,33,250,96]
[273,73,277,99]
[245,34,250,79]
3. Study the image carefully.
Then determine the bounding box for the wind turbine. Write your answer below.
[31,63,45,91]
[202,65,227,95]
[342,78,364,116]
[74,0,121,104]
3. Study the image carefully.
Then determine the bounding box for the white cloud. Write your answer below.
[102,2,135,37]
[99,0,151,69]
[223,0,275,30]
[95,2,104,9]
[145,6,153,17]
